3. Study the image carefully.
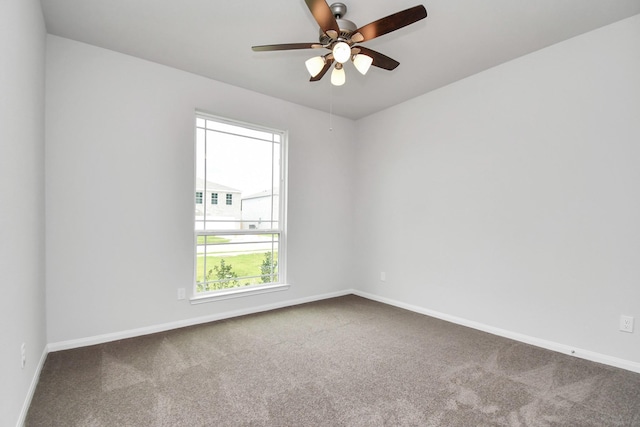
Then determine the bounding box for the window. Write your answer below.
[194,113,287,300]
[195,192,203,204]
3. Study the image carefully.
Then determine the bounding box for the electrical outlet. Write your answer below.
[620,315,634,333]
[380,272,386,282]
[177,288,186,300]
[21,343,26,369]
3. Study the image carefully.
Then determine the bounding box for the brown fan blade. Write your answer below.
[310,58,334,82]
[304,0,340,39]
[351,5,427,43]
[252,43,324,52]
[355,46,400,70]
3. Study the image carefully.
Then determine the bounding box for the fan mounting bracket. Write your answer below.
[330,3,348,19]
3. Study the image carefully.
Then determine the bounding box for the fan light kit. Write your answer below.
[252,1,427,86]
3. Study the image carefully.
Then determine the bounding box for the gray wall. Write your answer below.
[0,0,47,424]
[354,14,640,365]
[45,35,357,344]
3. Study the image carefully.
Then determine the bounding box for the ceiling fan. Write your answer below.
[251,1,427,86]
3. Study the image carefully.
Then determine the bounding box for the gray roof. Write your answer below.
[195,178,241,193]
[242,190,279,200]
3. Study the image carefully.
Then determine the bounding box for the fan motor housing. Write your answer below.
[319,18,356,44]
[318,2,357,44]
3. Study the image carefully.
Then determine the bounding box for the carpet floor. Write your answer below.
[26,295,640,426]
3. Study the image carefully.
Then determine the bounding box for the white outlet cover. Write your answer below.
[620,315,634,333]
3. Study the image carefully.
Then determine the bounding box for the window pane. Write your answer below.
[195,233,279,292]
[195,114,285,294]
[204,130,274,196]
[197,129,277,231]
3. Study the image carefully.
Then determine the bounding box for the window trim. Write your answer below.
[190,282,290,304]
[192,111,288,303]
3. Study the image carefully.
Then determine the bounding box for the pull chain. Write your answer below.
[329,83,333,131]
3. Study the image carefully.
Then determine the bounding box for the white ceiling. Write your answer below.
[41,0,640,120]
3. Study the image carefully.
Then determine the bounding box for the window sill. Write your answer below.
[190,283,290,305]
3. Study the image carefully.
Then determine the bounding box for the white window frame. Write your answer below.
[191,112,288,304]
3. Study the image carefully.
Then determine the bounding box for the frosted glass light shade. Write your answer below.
[331,66,346,86]
[305,56,325,77]
[353,54,373,75]
[332,42,351,64]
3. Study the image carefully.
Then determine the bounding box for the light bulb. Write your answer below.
[353,54,373,75]
[305,56,325,77]
[331,64,346,86]
[332,42,351,64]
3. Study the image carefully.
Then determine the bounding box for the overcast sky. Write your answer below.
[196,127,281,196]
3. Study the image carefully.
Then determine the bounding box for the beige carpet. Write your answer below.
[26,295,640,426]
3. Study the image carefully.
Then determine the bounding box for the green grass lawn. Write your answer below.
[196,251,278,290]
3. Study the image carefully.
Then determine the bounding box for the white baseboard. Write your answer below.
[47,289,353,352]
[46,287,640,375]
[352,290,640,374]
[17,346,48,427]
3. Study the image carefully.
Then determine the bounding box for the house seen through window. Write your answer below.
[195,113,286,295]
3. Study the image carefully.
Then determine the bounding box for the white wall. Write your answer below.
[0,0,47,424]
[355,15,640,365]
[45,35,356,344]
